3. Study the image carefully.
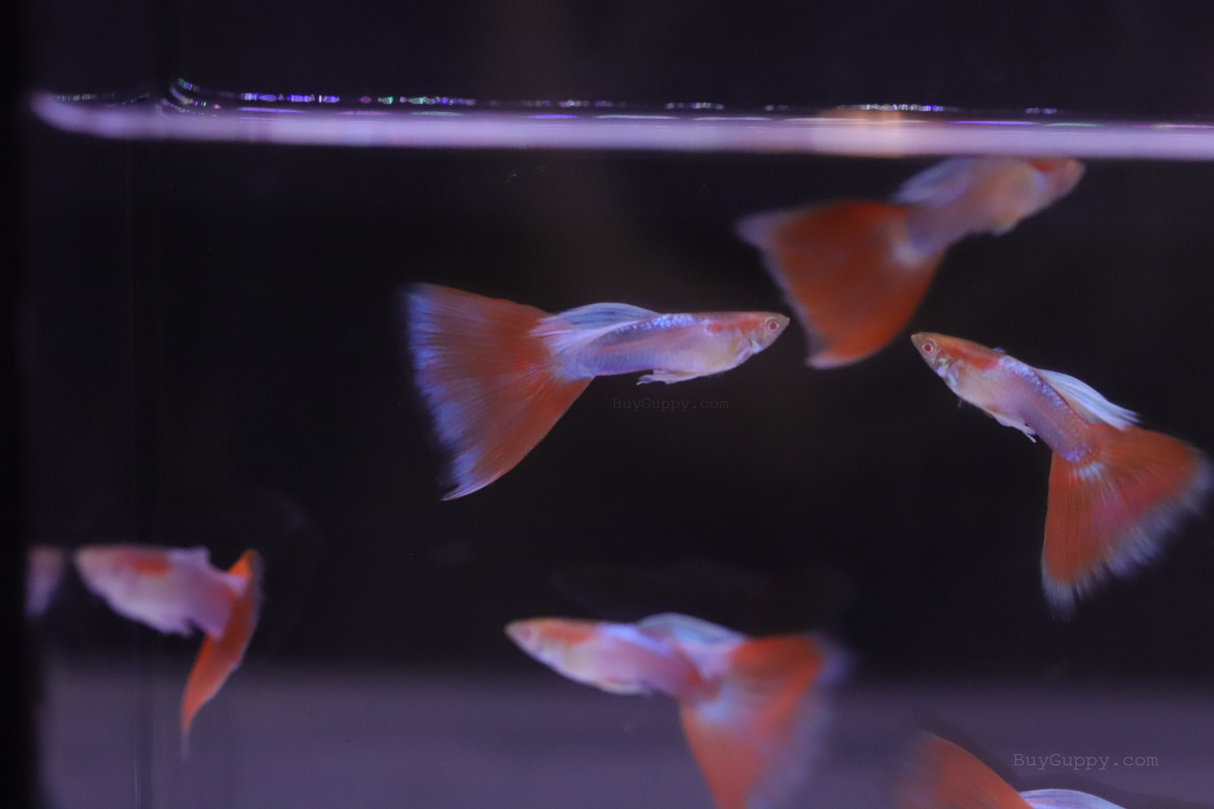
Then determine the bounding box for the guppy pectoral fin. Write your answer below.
[638,370,701,385]
[989,411,1038,442]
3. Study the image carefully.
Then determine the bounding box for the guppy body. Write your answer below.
[912,333,1096,461]
[546,307,788,383]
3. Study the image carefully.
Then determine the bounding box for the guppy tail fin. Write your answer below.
[736,202,941,369]
[677,633,843,809]
[1044,424,1211,615]
[893,733,1030,809]
[405,284,592,499]
[181,549,264,756]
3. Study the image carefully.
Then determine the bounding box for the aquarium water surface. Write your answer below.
[19,33,1214,809]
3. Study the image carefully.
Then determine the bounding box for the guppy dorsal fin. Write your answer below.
[535,302,658,355]
[891,157,984,208]
[1036,368,1138,429]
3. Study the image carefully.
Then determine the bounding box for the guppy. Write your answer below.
[406,284,788,499]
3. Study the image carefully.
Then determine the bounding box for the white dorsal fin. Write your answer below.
[555,302,660,329]
[534,302,658,355]
[638,612,747,645]
[169,546,214,568]
[892,157,983,207]
[639,613,747,685]
[1021,788,1127,809]
[1037,368,1138,429]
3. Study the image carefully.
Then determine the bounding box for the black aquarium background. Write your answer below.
[13,1,1214,808]
[22,131,1214,674]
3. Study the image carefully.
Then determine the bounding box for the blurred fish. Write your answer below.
[506,612,846,809]
[737,157,1083,368]
[26,546,66,619]
[74,544,264,752]
[911,333,1211,614]
[405,284,789,499]
[895,733,1126,809]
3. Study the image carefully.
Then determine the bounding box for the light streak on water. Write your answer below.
[30,81,1214,159]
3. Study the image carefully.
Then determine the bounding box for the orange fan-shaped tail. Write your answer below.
[406,284,593,499]
[181,549,264,755]
[1044,425,1211,615]
[894,733,1030,809]
[679,635,839,809]
[737,202,942,369]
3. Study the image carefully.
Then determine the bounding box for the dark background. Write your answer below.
[17,0,1214,725]
[22,132,1214,676]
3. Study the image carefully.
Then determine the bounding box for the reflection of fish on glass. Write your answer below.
[26,546,67,620]
[405,284,789,499]
[895,733,1127,809]
[506,612,846,809]
[737,157,1084,369]
[910,332,1211,614]
[74,545,264,753]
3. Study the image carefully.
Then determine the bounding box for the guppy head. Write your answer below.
[505,618,594,673]
[733,312,790,363]
[75,545,170,598]
[910,332,964,389]
[1030,157,1085,207]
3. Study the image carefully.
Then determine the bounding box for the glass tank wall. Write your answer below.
[16,2,1214,808]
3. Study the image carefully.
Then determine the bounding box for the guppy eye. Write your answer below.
[766,319,779,332]
[921,340,936,355]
